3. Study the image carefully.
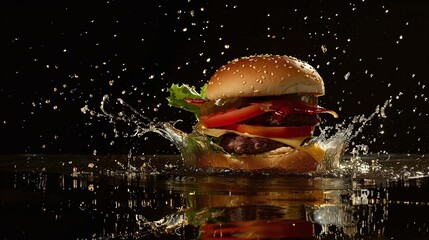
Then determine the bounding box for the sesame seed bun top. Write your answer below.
[206,54,325,100]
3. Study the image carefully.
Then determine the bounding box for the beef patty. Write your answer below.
[219,113,318,155]
[220,134,286,155]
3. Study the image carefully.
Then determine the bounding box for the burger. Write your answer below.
[167,54,337,172]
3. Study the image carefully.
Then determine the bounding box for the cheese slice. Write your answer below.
[299,143,325,162]
[196,125,307,148]
[196,124,326,162]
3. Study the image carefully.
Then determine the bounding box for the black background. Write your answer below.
[1,0,428,155]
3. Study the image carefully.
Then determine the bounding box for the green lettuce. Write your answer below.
[167,83,207,118]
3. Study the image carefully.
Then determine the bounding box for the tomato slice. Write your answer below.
[220,124,314,138]
[200,104,267,128]
[199,99,337,129]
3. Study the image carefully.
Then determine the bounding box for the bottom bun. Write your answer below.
[185,146,320,173]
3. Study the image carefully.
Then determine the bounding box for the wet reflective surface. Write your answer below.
[1,154,428,239]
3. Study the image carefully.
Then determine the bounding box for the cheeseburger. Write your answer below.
[167,54,337,172]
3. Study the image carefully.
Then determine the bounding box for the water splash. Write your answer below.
[82,94,190,154]
[85,94,412,177]
[135,211,188,237]
[98,95,183,147]
[317,97,393,173]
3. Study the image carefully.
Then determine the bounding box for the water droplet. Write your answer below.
[344,72,351,80]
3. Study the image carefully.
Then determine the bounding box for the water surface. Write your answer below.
[1,154,428,239]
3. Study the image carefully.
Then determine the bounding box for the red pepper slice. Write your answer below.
[184,97,209,106]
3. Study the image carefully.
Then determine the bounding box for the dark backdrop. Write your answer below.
[1,0,428,155]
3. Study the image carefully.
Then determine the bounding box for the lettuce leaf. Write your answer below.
[167,83,207,118]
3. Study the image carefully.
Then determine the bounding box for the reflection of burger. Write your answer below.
[168,54,337,172]
[184,177,326,239]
